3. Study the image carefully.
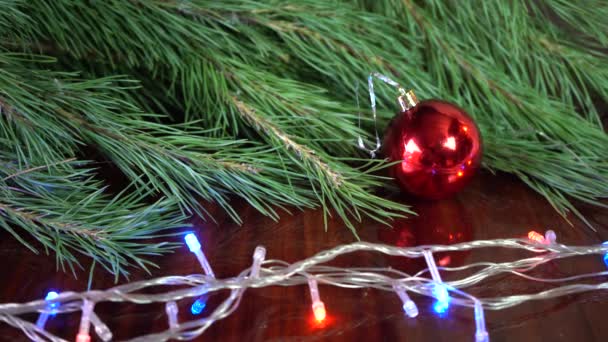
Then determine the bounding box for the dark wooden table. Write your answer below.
[1,171,607,341]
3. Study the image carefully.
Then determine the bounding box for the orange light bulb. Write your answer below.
[528,231,545,243]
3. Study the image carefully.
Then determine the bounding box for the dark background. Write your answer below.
[0,170,607,341]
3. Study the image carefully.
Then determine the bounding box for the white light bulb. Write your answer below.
[250,246,266,278]
[544,230,557,244]
[392,283,418,318]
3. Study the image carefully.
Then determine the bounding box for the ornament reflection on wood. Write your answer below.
[377,198,472,275]
[362,73,482,199]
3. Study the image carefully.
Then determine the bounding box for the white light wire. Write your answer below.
[0,239,606,341]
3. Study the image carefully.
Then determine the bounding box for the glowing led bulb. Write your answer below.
[544,230,557,244]
[76,299,94,342]
[403,300,419,318]
[35,291,59,329]
[392,283,418,318]
[528,231,545,244]
[76,333,91,342]
[433,284,449,304]
[433,300,449,314]
[307,277,326,322]
[603,242,608,268]
[313,301,327,322]
[474,301,489,342]
[422,250,450,313]
[184,233,201,252]
[45,291,59,313]
[190,297,207,315]
[184,233,215,278]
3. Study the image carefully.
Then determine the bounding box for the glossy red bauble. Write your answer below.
[383,100,482,199]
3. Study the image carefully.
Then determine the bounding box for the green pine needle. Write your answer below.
[0,0,606,276]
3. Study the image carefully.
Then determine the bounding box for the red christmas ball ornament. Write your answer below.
[383,91,482,199]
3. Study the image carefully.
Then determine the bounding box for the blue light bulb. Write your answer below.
[45,291,58,300]
[433,300,449,314]
[434,285,449,304]
[45,291,59,316]
[185,233,201,252]
[432,284,450,315]
[603,242,608,268]
[190,298,207,315]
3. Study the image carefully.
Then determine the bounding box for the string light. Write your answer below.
[544,230,557,244]
[250,246,266,278]
[307,276,326,322]
[184,233,215,277]
[603,242,608,268]
[166,301,179,331]
[527,231,545,244]
[392,283,418,318]
[75,299,94,342]
[185,233,215,315]
[89,311,112,342]
[190,297,207,315]
[528,230,557,245]
[35,291,59,329]
[474,301,489,342]
[422,250,450,314]
[3,239,608,342]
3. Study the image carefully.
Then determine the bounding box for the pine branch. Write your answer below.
[0,54,316,224]
[1,157,76,181]
[0,0,33,42]
[7,1,412,231]
[0,153,186,279]
[0,0,605,256]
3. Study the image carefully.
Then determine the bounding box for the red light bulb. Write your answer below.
[313,302,326,322]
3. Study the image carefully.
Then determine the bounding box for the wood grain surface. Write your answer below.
[0,171,607,341]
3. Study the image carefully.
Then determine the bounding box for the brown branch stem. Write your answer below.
[232,96,343,186]
[1,157,77,182]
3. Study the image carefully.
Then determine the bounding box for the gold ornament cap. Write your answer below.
[398,90,419,111]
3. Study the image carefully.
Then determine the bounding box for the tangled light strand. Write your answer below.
[1,231,607,342]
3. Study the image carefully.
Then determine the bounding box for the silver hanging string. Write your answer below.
[357,72,418,158]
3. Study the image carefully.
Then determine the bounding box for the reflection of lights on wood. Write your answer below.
[528,231,545,243]
[457,171,464,177]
